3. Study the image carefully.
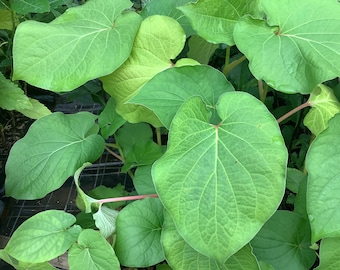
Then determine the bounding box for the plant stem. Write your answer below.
[277,101,311,124]
[224,46,231,68]
[155,127,162,146]
[99,194,159,205]
[258,80,268,103]
[223,55,247,75]
[105,145,123,161]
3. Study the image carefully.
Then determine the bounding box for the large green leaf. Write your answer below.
[251,210,316,270]
[101,15,186,127]
[304,84,340,136]
[13,0,142,91]
[162,211,259,270]
[5,210,81,263]
[306,114,340,242]
[178,0,262,45]
[316,237,340,270]
[153,93,287,262]
[129,65,234,128]
[115,198,164,267]
[5,112,105,199]
[234,0,340,94]
[69,229,120,270]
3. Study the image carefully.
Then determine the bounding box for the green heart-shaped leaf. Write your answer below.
[6,112,105,199]
[304,84,340,136]
[115,198,164,267]
[153,94,287,262]
[234,0,340,94]
[69,229,120,270]
[306,114,340,242]
[13,0,142,91]
[316,237,340,270]
[178,0,262,45]
[5,210,81,263]
[162,210,259,269]
[101,15,186,127]
[251,210,316,270]
[130,65,234,128]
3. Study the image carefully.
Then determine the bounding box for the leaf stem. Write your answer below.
[105,145,123,161]
[99,194,159,205]
[223,55,247,75]
[155,127,162,146]
[277,101,311,124]
[258,80,268,103]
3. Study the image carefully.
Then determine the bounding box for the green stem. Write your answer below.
[277,101,311,124]
[155,127,162,146]
[258,80,268,103]
[224,46,231,69]
[99,194,158,205]
[223,55,247,75]
[105,145,123,161]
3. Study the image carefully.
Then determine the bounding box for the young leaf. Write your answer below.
[93,205,119,239]
[162,211,260,270]
[98,98,126,139]
[101,15,186,127]
[316,237,340,270]
[6,112,105,199]
[306,114,340,242]
[251,210,316,270]
[13,0,142,91]
[129,65,235,128]
[69,229,120,270]
[153,93,287,263]
[286,168,306,194]
[234,0,340,94]
[115,198,164,267]
[5,210,81,263]
[304,84,340,136]
[12,0,50,14]
[178,0,262,45]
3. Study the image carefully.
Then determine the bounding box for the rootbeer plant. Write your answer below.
[2,0,340,269]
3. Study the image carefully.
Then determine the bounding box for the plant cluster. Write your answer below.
[1,0,340,269]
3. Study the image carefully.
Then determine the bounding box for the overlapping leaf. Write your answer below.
[101,15,187,127]
[12,0,50,14]
[306,114,340,242]
[5,210,81,263]
[234,0,340,94]
[251,210,316,270]
[153,93,287,262]
[304,84,340,136]
[13,0,142,91]
[316,238,340,270]
[69,229,120,270]
[5,112,105,199]
[178,0,262,45]
[130,65,234,128]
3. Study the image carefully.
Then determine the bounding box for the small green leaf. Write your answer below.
[134,165,157,195]
[69,229,120,270]
[12,0,50,14]
[153,94,287,262]
[101,15,186,127]
[251,210,316,270]
[294,176,308,219]
[13,0,142,91]
[0,249,57,270]
[306,114,340,242]
[0,72,32,111]
[304,84,340,136]
[89,184,128,210]
[17,98,52,119]
[286,168,306,194]
[187,35,219,64]
[234,0,340,94]
[115,198,164,267]
[130,65,234,128]
[93,205,119,239]
[316,237,340,270]
[6,112,105,199]
[0,10,19,30]
[178,0,262,45]
[5,210,81,263]
[98,98,126,139]
[162,211,259,270]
